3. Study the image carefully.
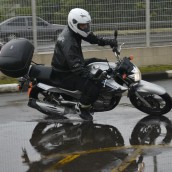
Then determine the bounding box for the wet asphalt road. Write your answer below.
[0,79,172,172]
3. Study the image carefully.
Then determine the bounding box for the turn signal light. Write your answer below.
[129,55,134,60]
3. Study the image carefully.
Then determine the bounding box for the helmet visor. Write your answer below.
[78,23,90,34]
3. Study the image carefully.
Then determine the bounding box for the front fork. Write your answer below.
[133,91,152,108]
[128,82,152,108]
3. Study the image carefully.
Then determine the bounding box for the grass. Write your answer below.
[139,65,172,73]
[0,65,172,84]
[0,75,18,84]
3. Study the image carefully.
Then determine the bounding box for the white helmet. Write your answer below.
[68,8,91,37]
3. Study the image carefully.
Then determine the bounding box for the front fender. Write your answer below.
[132,80,166,95]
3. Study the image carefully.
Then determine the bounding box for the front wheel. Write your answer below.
[129,92,172,116]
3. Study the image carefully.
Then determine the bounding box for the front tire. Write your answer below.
[130,115,172,145]
[129,93,172,116]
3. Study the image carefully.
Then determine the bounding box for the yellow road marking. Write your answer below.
[111,148,143,172]
[44,145,132,160]
[138,162,145,172]
[44,145,171,160]
[45,154,80,172]
[44,145,172,171]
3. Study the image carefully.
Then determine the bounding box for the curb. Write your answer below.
[0,70,172,93]
[0,83,18,93]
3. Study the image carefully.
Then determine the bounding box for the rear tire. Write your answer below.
[129,93,172,116]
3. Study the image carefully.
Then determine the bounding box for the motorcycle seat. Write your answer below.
[29,64,61,86]
[28,64,82,98]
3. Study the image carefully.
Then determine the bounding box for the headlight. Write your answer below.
[128,66,142,82]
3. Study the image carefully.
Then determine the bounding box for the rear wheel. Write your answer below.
[129,93,172,116]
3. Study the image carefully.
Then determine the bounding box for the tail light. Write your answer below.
[129,55,134,60]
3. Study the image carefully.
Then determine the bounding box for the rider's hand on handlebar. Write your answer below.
[108,39,118,48]
[93,70,108,82]
[102,38,118,49]
[104,39,117,49]
[113,47,120,55]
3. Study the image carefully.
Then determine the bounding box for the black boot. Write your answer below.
[79,104,93,121]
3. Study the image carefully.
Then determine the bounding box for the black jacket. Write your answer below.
[51,26,109,79]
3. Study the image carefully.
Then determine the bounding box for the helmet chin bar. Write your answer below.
[77,23,90,37]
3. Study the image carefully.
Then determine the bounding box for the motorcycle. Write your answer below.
[0,30,171,120]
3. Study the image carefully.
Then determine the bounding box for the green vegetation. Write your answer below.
[139,65,172,74]
[0,65,172,84]
[0,75,18,84]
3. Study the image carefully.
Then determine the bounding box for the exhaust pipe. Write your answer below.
[28,99,66,116]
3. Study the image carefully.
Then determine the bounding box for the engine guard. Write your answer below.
[131,80,166,95]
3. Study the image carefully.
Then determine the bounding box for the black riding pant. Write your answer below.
[52,71,100,105]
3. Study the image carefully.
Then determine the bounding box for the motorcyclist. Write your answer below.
[51,8,118,121]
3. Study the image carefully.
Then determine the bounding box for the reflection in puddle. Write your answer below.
[20,115,172,172]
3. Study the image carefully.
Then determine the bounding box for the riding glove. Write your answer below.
[102,38,118,48]
[93,70,107,82]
